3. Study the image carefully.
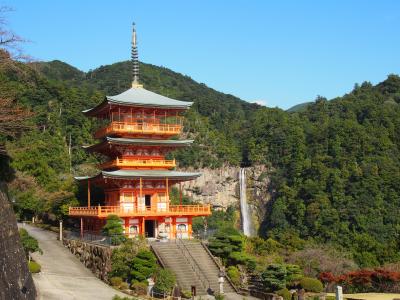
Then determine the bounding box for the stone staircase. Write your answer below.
[151,239,236,296]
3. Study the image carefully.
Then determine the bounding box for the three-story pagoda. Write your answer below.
[69,24,211,239]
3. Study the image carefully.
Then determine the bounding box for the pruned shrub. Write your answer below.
[276,288,291,300]
[227,266,240,286]
[109,238,148,281]
[102,215,126,245]
[119,282,129,290]
[215,293,224,300]
[286,264,303,286]
[131,281,148,295]
[112,296,134,300]
[28,261,41,273]
[208,229,243,263]
[154,268,176,294]
[299,277,323,293]
[110,276,123,287]
[181,290,192,299]
[130,250,157,282]
[261,264,287,291]
[246,257,257,272]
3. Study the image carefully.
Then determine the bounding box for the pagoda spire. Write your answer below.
[131,22,142,88]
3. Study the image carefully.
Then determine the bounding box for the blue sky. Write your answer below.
[4,0,400,109]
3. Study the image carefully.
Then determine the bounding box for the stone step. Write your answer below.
[150,241,236,296]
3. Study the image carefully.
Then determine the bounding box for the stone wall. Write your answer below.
[63,239,113,282]
[0,182,36,300]
[247,274,282,300]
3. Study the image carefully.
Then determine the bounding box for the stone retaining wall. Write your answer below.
[0,182,36,300]
[63,238,113,282]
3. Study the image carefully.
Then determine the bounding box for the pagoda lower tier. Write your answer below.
[75,215,202,239]
[69,169,210,239]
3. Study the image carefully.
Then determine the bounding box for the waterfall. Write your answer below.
[239,168,253,236]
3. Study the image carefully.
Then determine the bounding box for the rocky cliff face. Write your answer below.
[0,182,36,300]
[181,165,271,233]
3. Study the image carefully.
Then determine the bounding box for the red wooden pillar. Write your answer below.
[179,182,182,206]
[87,179,91,208]
[166,178,169,203]
[172,217,176,239]
[124,218,129,237]
[139,177,142,206]
[188,217,192,239]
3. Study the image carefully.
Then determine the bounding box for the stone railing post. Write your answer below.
[335,286,343,300]
[59,220,63,241]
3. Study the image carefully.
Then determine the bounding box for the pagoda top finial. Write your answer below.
[131,22,142,88]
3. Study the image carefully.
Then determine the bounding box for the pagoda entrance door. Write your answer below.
[145,220,156,238]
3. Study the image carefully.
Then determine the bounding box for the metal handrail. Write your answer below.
[175,238,212,292]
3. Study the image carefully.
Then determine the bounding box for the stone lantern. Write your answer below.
[218,269,225,294]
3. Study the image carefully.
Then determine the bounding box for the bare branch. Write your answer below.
[0,6,30,62]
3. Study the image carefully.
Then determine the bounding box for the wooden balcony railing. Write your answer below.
[94,121,182,139]
[99,158,176,170]
[68,204,211,218]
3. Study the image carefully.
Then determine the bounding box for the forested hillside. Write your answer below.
[3,56,400,268]
[248,76,400,267]
[31,60,260,167]
[1,58,259,223]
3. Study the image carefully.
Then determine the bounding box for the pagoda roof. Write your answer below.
[83,86,192,115]
[75,169,201,182]
[83,137,193,152]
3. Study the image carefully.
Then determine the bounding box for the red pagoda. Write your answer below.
[69,24,211,239]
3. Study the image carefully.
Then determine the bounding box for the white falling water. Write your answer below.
[239,168,253,236]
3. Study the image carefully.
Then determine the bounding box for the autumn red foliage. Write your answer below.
[319,269,400,293]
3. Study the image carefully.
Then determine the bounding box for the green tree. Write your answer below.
[130,250,157,283]
[208,227,243,264]
[261,264,287,292]
[102,214,126,245]
[153,268,176,295]
[109,238,148,280]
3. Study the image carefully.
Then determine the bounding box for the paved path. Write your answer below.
[20,224,127,300]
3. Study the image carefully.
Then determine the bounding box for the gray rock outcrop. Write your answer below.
[181,165,271,232]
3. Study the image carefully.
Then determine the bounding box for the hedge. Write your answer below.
[28,261,41,273]
[299,277,323,292]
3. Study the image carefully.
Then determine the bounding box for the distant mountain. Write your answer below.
[33,60,260,126]
[30,60,85,82]
[286,101,313,112]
